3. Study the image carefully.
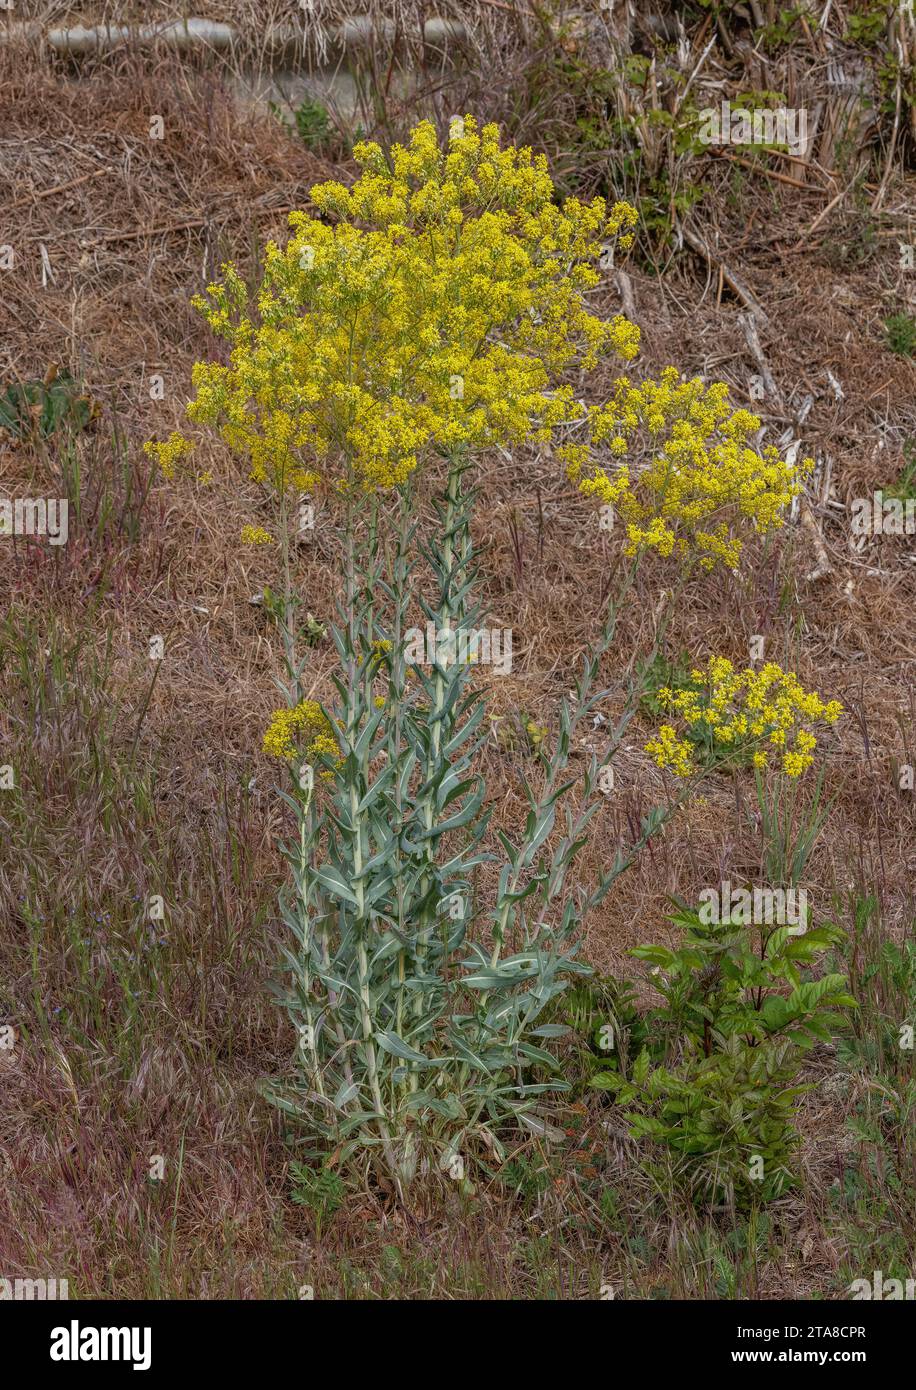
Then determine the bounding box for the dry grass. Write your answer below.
[0,16,914,1299]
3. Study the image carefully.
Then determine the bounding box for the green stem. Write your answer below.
[344,503,398,1174]
[278,484,301,702]
[413,456,465,1008]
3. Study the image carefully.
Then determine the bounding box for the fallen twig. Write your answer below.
[680,223,770,326]
[739,311,782,406]
[76,202,309,248]
[7,166,114,212]
[798,182,852,243]
[707,150,825,191]
[800,498,833,581]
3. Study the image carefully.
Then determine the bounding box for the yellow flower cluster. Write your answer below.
[262,699,339,764]
[644,723,694,777]
[143,432,194,482]
[645,658,842,778]
[162,117,639,496]
[241,524,274,544]
[368,638,393,669]
[561,368,810,568]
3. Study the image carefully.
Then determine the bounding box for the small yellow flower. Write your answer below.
[144,432,194,482]
[263,700,338,766]
[525,719,548,753]
[644,723,694,777]
[241,524,274,545]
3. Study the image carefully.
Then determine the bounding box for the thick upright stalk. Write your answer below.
[387,488,414,1073]
[344,504,398,1173]
[413,458,465,1008]
[278,483,301,702]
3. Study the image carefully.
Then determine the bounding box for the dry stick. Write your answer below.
[476,0,536,13]
[727,145,838,172]
[128,648,167,767]
[872,70,902,214]
[672,31,717,121]
[800,499,833,582]
[799,13,816,46]
[77,202,311,247]
[707,150,823,191]
[798,182,852,244]
[778,333,834,583]
[679,222,770,326]
[7,166,114,212]
[614,268,637,323]
[76,219,216,246]
[739,311,782,406]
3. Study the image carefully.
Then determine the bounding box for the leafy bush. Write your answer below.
[293,98,332,149]
[0,368,93,441]
[555,973,648,1089]
[592,908,855,1206]
[269,96,338,154]
[290,1161,345,1238]
[884,312,916,357]
[883,437,916,503]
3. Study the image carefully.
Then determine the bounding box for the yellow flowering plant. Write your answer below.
[143,430,195,482]
[241,524,274,546]
[158,116,642,1187]
[645,657,843,779]
[157,117,841,1192]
